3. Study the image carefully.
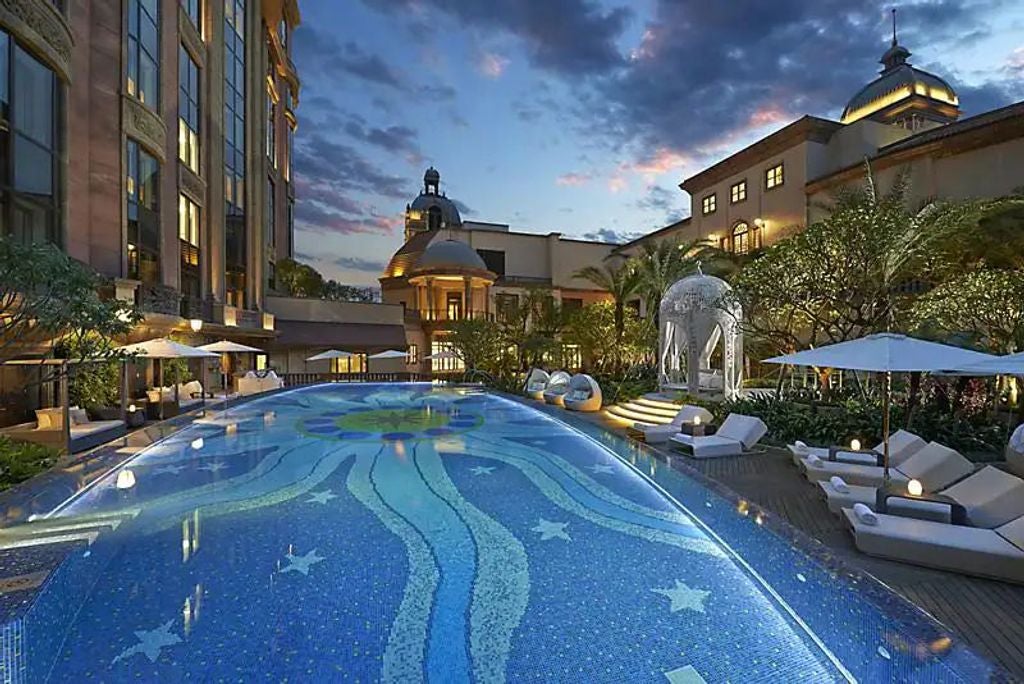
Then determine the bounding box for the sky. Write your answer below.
[290,0,1024,287]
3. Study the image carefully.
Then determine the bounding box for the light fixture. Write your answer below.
[191,437,204,450]
[189,318,203,332]
[116,469,137,490]
[754,217,765,228]
[907,479,923,497]
[128,404,137,414]
[850,438,862,452]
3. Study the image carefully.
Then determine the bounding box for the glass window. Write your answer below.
[286,197,294,257]
[265,84,276,167]
[127,140,160,283]
[431,340,464,373]
[178,193,199,246]
[178,46,200,173]
[701,193,716,215]
[2,37,60,245]
[729,221,761,255]
[285,122,294,181]
[265,176,274,246]
[730,180,747,204]
[766,163,784,189]
[224,0,246,306]
[407,344,417,364]
[181,0,201,29]
[127,0,160,108]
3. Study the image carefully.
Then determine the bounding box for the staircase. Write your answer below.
[604,393,682,428]
[0,509,140,552]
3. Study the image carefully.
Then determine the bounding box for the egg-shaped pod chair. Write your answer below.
[564,374,603,412]
[542,370,572,406]
[524,368,550,400]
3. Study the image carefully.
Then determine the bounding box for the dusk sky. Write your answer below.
[291,0,1024,287]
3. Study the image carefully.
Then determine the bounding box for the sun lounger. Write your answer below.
[819,442,975,514]
[941,466,1024,528]
[799,429,927,485]
[524,368,550,400]
[670,414,767,459]
[842,506,1024,583]
[1007,423,1024,477]
[632,405,714,444]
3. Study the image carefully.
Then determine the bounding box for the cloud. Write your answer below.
[607,175,627,193]
[331,256,388,273]
[555,172,592,187]
[294,134,409,199]
[581,228,643,244]
[451,199,476,217]
[635,185,678,213]
[362,0,631,74]
[343,117,423,164]
[478,52,510,78]
[294,203,399,237]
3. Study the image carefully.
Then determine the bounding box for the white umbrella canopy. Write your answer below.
[198,340,264,354]
[763,333,996,480]
[763,333,995,372]
[953,351,1024,376]
[117,338,219,359]
[306,349,353,362]
[368,349,409,359]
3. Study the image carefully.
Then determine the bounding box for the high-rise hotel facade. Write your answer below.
[1,0,299,340]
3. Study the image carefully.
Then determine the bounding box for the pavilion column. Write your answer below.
[425,277,435,320]
[484,285,491,318]
[463,277,472,319]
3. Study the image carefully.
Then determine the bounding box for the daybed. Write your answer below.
[0,407,126,453]
[818,441,974,514]
[238,370,284,396]
[541,371,572,406]
[524,368,550,400]
[564,374,602,412]
[630,405,714,444]
[670,413,767,459]
[795,430,928,485]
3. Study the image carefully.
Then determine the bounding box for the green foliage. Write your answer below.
[911,269,1024,353]
[276,258,377,303]
[628,238,725,318]
[0,436,58,491]
[573,261,641,340]
[69,360,121,409]
[563,301,654,373]
[0,236,140,366]
[447,318,506,372]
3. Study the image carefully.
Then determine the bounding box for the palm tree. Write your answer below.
[573,262,641,341]
[630,238,720,321]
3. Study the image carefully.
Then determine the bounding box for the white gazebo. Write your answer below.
[658,268,743,399]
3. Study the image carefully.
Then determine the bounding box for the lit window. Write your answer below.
[178,46,200,173]
[730,180,746,204]
[729,221,762,255]
[701,193,716,215]
[407,344,418,364]
[126,0,159,108]
[178,194,200,247]
[765,163,784,190]
[126,139,160,284]
[224,0,247,307]
[265,81,276,167]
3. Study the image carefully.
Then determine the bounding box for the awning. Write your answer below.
[272,320,407,351]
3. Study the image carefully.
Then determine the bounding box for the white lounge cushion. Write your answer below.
[69,407,89,425]
[69,420,125,438]
[715,414,767,449]
[895,442,974,492]
[998,515,1024,552]
[638,423,686,444]
[944,466,1024,528]
[671,433,744,459]
[820,481,876,514]
[877,429,928,466]
[802,458,910,487]
[843,508,1024,582]
[1008,423,1024,477]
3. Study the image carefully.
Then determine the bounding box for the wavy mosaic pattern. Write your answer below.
[42,385,842,683]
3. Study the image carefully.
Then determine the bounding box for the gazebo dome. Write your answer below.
[660,271,735,316]
[407,239,494,280]
[410,193,463,227]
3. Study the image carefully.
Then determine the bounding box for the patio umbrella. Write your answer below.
[198,341,264,395]
[953,352,1024,376]
[764,333,995,479]
[368,349,409,359]
[306,349,353,362]
[116,339,218,420]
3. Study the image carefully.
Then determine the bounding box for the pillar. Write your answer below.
[463,277,472,319]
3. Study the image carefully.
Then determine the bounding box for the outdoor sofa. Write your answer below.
[0,407,125,453]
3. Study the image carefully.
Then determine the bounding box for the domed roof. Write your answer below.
[660,269,738,317]
[424,166,440,184]
[411,239,488,274]
[410,193,463,227]
[841,64,957,124]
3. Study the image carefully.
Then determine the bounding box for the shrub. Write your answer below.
[0,436,58,491]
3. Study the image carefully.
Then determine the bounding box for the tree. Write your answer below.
[494,288,562,370]
[573,261,640,341]
[630,238,726,322]
[322,280,378,303]
[446,318,505,373]
[0,237,139,366]
[275,258,324,297]
[911,269,1024,353]
[563,301,654,373]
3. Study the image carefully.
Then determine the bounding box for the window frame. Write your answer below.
[729,179,747,205]
[127,0,160,109]
[701,193,716,216]
[126,139,161,283]
[765,162,784,190]
[178,44,201,174]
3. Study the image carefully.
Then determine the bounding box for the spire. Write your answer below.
[879,7,911,73]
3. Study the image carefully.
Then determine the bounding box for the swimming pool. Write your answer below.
[15,384,999,681]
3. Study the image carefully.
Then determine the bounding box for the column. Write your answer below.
[425,278,435,320]
[463,277,472,319]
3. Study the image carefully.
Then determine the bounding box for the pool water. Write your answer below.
[22,385,995,681]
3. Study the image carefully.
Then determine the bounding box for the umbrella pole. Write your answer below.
[883,370,892,481]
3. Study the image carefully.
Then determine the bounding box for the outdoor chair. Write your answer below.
[670,413,767,459]
[564,374,602,412]
[541,371,572,407]
[524,368,550,400]
[797,429,927,484]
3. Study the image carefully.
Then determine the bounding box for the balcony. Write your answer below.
[409,309,494,327]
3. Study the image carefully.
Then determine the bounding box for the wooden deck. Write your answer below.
[646,438,1024,680]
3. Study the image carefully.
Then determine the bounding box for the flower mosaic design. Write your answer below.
[297,401,484,442]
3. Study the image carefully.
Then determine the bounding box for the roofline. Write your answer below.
[611,217,692,254]
[806,99,1024,195]
[680,115,842,194]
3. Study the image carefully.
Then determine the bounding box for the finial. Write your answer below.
[891,8,897,46]
[696,261,703,276]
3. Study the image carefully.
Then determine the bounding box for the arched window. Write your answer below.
[731,221,750,255]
